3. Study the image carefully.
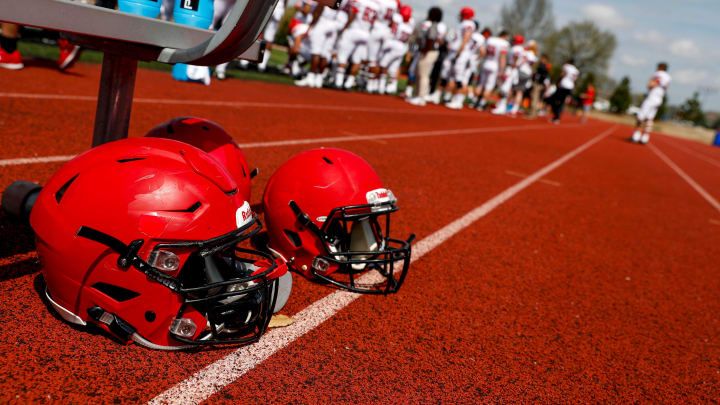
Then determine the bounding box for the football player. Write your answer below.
[632,62,671,144]
[474,30,509,110]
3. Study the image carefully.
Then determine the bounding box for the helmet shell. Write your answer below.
[30,137,245,347]
[262,148,385,277]
[145,117,252,202]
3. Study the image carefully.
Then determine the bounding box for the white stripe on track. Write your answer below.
[147,125,617,405]
[0,92,482,116]
[657,137,720,169]
[0,124,575,167]
[0,155,78,167]
[649,143,720,213]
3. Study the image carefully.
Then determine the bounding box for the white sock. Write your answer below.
[335,71,344,87]
[379,75,387,93]
[259,50,271,70]
[452,94,464,105]
[632,130,642,142]
[345,75,355,89]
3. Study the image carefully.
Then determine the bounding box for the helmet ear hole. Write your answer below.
[283,229,303,248]
[91,282,140,302]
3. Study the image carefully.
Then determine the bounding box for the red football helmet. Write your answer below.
[262,148,414,294]
[460,7,474,20]
[513,34,525,45]
[30,138,288,350]
[145,117,254,202]
[400,5,412,23]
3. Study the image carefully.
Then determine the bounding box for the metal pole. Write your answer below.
[92,53,138,147]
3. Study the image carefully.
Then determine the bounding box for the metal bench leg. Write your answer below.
[92,53,138,147]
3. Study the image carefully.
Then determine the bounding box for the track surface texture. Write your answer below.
[1,62,719,403]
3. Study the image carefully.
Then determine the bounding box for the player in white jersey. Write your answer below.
[549,58,579,123]
[366,0,397,93]
[427,7,474,105]
[474,30,509,110]
[492,34,525,114]
[259,0,288,72]
[295,0,350,87]
[285,0,318,77]
[334,0,380,89]
[378,4,414,94]
[507,40,537,115]
[445,19,485,109]
[632,62,671,144]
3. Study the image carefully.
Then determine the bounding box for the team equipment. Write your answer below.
[30,137,289,349]
[145,117,255,202]
[262,148,415,294]
[400,4,412,21]
[460,7,474,20]
[512,34,524,45]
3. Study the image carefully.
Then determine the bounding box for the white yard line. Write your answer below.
[649,143,720,213]
[0,124,575,167]
[0,92,490,116]
[656,136,720,169]
[147,125,617,405]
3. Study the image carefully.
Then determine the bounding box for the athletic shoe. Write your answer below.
[640,133,650,144]
[631,131,641,143]
[491,108,506,115]
[0,48,23,70]
[404,86,413,98]
[294,75,313,87]
[445,101,463,110]
[406,97,426,106]
[57,39,81,71]
[427,91,441,104]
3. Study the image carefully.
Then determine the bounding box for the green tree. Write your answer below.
[656,95,667,120]
[609,76,632,113]
[677,92,707,127]
[499,0,555,43]
[543,21,617,77]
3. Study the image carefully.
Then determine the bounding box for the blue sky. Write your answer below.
[410,0,720,110]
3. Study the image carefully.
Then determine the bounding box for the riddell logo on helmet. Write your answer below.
[236,201,254,228]
[366,188,392,204]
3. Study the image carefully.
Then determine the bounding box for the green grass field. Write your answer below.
[18,40,294,85]
[18,40,410,91]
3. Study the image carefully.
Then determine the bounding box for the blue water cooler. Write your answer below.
[117,0,161,18]
[171,0,214,84]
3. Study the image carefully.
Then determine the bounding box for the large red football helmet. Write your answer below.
[262,148,414,294]
[145,117,255,202]
[400,5,412,23]
[460,7,474,20]
[30,138,287,350]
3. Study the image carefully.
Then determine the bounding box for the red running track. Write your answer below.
[0,62,718,403]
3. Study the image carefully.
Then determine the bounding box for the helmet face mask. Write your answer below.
[263,148,415,295]
[302,199,413,294]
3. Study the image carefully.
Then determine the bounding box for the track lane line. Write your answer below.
[147,125,617,405]
[0,92,507,117]
[648,143,720,213]
[0,124,582,167]
[655,136,720,168]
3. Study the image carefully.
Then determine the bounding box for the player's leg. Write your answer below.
[0,23,23,70]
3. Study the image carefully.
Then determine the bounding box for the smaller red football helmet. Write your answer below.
[513,34,525,45]
[400,5,412,23]
[460,7,474,20]
[145,117,255,203]
[395,0,402,9]
[262,148,414,294]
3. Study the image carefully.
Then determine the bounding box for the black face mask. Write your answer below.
[77,217,281,346]
[290,200,415,294]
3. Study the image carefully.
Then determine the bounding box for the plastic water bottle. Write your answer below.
[173,0,214,29]
[171,0,214,85]
[117,0,161,18]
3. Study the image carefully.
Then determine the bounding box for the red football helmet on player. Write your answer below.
[30,138,288,349]
[400,5,412,23]
[460,7,474,20]
[513,34,525,45]
[261,148,414,294]
[145,117,254,202]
